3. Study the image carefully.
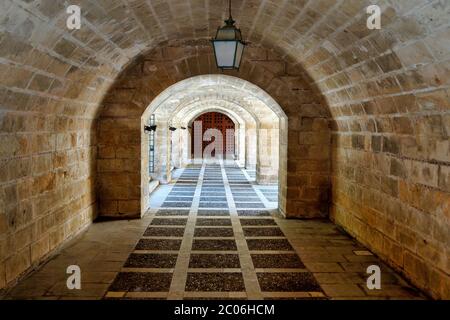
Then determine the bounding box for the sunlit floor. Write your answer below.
[2,163,425,300]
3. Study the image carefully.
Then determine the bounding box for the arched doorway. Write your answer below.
[190,111,236,159]
[140,75,287,216]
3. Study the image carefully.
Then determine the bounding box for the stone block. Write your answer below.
[115,145,140,159]
[49,228,65,251]
[389,157,406,179]
[31,235,50,263]
[0,261,5,289]
[408,160,439,188]
[382,236,404,267]
[98,146,115,159]
[99,201,118,215]
[383,136,400,155]
[403,251,430,290]
[118,200,140,215]
[5,248,31,283]
[245,47,267,60]
[287,175,309,187]
[28,74,53,92]
[15,225,33,251]
[393,117,414,135]
[438,165,450,192]
[32,172,56,195]
[299,131,330,145]
[351,135,365,150]
[31,153,53,175]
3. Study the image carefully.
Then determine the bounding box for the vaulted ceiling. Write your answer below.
[2,0,448,120]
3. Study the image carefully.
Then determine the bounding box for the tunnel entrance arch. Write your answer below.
[139,75,288,216]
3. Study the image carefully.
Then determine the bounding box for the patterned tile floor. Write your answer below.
[1,163,426,300]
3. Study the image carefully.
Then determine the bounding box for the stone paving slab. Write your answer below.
[185,273,245,292]
[124,254,178,268]
[236,203,265,208]
[201,192,227,196]
[199,202,229,208]
[240,219,277,226]
[200,197,228,202]
[189,254,241,268]
[168,192,195,197]
[161,202,192,208]
[197,210,230,216]
[196,218,232,226]
[192,239,237,251]
[257,273,322,292]
[233,197,262,202]
[151,218,188,226]
[247,239,294,251]
[165,197,194,202]
[251,254,306,269]
[243,227,285,237]
[144,227,185,237]
[194,228,234,237]
[136,239,182,251]
[237,210,272,217]
[109,272,173,292]
[156,209,190,216]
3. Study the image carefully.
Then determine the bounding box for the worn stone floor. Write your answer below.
[2,163,426,300]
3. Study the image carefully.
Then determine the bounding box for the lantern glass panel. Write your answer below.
[234,41,245,68]
[213,40,238,68]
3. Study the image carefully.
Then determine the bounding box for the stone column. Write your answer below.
[256,124,279,184]
[153,121,172,183]
[171,128,181,168]
[245,127,257,170]
[237,126,246,167]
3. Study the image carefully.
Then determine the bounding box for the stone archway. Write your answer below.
[136,74,290,218]
[97,43,331,223]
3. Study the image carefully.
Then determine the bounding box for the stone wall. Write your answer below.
[0,0,117,290]
[296,1,450,300]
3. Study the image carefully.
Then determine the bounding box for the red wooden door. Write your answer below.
[191,112,235,157]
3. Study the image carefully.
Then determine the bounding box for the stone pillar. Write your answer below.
[245,127,257,170]
[153,122,172,184]
[237,126,246,167]
[256,124,279,184]
[180,128,190,167]
[281,116,330,219]
[171,128,181,168]
[97,115,141,219]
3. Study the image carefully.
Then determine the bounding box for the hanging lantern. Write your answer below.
[211,0,246,70]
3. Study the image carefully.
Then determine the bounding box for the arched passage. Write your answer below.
[0,0,448,299]
[136,75,287,218]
